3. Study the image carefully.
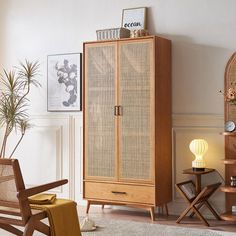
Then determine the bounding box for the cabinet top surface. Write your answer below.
[83,35,171,45]
[183,168,215,175]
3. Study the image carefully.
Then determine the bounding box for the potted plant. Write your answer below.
[0,60,41,158]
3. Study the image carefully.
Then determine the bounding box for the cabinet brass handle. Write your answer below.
[114,106,119,116]
[118,106,123,116]
[114,106,123,116]
[111,191,127,194]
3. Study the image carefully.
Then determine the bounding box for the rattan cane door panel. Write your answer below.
[84,43,117,179]
[118,39,154,182]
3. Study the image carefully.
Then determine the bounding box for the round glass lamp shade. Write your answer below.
[189,139,208,171]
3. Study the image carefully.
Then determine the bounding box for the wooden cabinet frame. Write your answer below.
[83,36,172,220]
[221,52,236,222]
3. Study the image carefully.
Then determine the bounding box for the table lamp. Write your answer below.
[189,139,208,171]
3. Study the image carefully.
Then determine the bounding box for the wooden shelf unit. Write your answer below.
[221,212,236,221]
[220,186,236,193]
[221,52,236,221]
[222,159,236,164]
[220,131,236,136]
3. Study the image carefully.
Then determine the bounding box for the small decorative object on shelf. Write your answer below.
[225,120,236,132]
[96,27,130,40]
[121,7,148,39]
[219,81,236,105]
[130,29,149,38]
[232,206,236,215]
[230,176,236,187]
[189,139,208,171]
[121,7,147,31]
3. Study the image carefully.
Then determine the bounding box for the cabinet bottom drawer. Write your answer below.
[84,182,155,205]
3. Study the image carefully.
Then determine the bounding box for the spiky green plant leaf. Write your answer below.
[0,60,40,158]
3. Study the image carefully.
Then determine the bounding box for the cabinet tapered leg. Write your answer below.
[86,201,91,214]
[165,204,169,216]
[149,207,155,221]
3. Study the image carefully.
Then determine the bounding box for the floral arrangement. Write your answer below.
[220,86,236,105]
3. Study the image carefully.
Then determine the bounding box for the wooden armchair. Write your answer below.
[0,159,68,236]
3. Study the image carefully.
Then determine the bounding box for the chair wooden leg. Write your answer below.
[205,201,221,220]
[86,201,91,214]
[0,223,23,236]
[102,204,105,210]
[35,221,50,235]
[149,207,155,221]
[192,206,209,226]
[23,220,35,236]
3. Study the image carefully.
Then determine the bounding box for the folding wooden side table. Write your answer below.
[175,168,221,226]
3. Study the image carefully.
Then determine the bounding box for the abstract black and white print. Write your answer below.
[47,53,82,111]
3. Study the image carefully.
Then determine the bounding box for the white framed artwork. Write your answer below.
[47,53,82,111]
[121,7,147,30]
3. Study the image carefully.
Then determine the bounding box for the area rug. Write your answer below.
[81,217,227,236]
[0,217,232,236]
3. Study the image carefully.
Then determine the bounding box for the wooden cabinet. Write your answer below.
[221,52,236,221]
[83,36,172,220]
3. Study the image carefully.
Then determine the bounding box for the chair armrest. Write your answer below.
[17,179,68,200]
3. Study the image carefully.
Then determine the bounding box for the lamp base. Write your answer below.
[192,167,205,172]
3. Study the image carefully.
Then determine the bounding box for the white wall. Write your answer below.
[1,0,235,215]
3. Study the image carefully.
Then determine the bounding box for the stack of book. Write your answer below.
[232,205,236,214]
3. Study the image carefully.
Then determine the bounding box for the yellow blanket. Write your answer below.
[30,195,81,236]
[29,193,56,205]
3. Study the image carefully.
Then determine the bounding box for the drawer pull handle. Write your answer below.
[111,191,127,195]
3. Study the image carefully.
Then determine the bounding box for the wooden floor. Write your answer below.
[78,205,236,234]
